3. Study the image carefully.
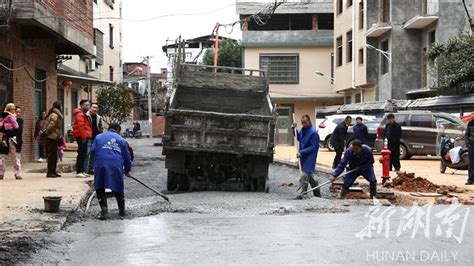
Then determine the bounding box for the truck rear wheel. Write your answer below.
[167,170,178,191]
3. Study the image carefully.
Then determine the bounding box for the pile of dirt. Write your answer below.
[387,172,438,192]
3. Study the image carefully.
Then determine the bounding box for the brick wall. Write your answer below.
[0,30,58,162]
[37,0,94,39]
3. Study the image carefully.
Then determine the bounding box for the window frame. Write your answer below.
[337,0,343,15]
[346,30,353,63]
[336,36,343,67]
[359,1,364,29]
[259,54,300,85]
[358,48,364,65]
[109,23,114,49]
[380,40,389,75]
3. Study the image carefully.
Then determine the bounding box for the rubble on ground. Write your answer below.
[436,185,466,195]
[385,172,438,192]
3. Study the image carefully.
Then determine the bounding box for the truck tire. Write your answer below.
[178,174,191,191]
[167,170,178,191]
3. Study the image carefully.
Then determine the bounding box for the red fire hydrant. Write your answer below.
[379,139,391,184]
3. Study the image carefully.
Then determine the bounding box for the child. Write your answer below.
[0,103,19,144]
[57,137,67,162]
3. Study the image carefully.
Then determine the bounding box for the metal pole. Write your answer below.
[146,56,153,138]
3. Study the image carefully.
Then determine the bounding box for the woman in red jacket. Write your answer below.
[72,100,92,178]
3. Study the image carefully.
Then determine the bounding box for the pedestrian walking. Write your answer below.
[34,111,48,162]
[72,100,92,178]
[0,103,22,180]
[384,113,402,172]
[465,114,474,185]
[45,101,64,178]
[58,137,67,162]
[91,123,132,219]
[353,117,368,144]
[294,114,320,198]
[332,140,377,199]
[85,103,103,175]
[330,116,352,169]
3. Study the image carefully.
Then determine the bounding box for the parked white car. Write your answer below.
[318,114,376,151]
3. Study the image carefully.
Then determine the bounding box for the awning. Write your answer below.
[57,65,112,85]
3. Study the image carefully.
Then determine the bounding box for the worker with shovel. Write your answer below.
[332,139,377,199]
[294,114,321,198]
[91,123,132,220]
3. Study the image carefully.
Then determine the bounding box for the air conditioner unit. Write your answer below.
[87,59,96,72]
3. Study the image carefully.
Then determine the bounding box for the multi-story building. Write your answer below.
[334,0,474,103]
[0,0,94,161]
[236,0,343,146]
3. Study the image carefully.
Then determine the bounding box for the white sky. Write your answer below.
[122,0,242,71]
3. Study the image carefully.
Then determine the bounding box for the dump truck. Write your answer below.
[162,64,276,192]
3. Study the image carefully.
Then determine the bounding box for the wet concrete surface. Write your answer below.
[5,138,474,264]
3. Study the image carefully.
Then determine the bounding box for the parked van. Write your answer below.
[375,111,466,159]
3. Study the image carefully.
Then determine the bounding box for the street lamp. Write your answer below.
[314,71,334,84]
[365,44,392,62]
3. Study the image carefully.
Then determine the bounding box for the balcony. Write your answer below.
[404,15,438,29]
[366,23,392,38]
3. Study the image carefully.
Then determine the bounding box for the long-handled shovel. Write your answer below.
[297,168,359,199]
[129,175,171,203]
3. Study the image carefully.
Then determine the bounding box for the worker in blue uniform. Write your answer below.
[91,123,132,220]
[332,139,377,199]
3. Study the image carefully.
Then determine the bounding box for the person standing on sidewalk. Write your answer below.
[0,103,21,180]
[85,103,103,175]
[72,100,92,178]
[330,116,352,169]
[465,114,474,185]
[91,123,132,219]
[353,117,368,145]
[294,114,321,198]
[45,101,64,178]
[34,111,48,162]
[384,114,402,172]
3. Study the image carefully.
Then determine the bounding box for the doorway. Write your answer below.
[275,106,294,146]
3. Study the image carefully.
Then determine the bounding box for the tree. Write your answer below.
[202,39,242,68]
[96,83,135,125]
[427,32,474,94]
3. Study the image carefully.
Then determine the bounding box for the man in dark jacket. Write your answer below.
[91,123,132,219]
[85,103,103,174]
[332,140,377,199]
[465,115,474,185]
[353,117,368,144]
[384,113,402,172]
[330,116,352,169]
[295,115,320,198]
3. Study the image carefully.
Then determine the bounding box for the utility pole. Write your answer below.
[145,56,153,138]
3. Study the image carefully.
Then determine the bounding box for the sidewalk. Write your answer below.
[275,145,473,191]
[0,150,91,233]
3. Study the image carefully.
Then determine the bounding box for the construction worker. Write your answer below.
[91,123,132,220]
[295,114,321,198]
[332,139,377,199]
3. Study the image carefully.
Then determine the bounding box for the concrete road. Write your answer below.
[29,206,474,265]
[18,138,474,264]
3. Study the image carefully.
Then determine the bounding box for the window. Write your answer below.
[337,0,343,15]
[355,93,362,103]
[358,48,364,65]
[347,0,353,7]
[336,36,343,67]
[387,114,409,126]
[359,2,364,29]
[109,66,114,82]
[347,31,353,63]
[247,14,312,31]
[380,40,389,74]
[410,115,433,128]
[345,95,351,104]
[93,0,97,4]
[109,24,114,49]
[382,0,390,22]
[260,54,299,84]
[131,82,139,92]
[330,53,334,83]
[429,30,436,46]
[318,13,334,30]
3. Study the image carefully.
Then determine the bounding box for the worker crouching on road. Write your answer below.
[332,139,377,199]
[91,123,132,220]
[294,114,321,198]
